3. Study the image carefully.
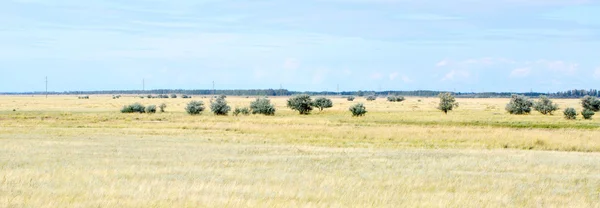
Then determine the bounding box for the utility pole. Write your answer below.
[212,81,215,96]
[143,79,145,91]
[45,76,48,98]
[337,84,339,96]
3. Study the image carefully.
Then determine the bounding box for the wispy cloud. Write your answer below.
[510,68,531,78]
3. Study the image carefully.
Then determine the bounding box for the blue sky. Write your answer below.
[1,0,600,92]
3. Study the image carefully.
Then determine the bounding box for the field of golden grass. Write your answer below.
[1,95,599,207]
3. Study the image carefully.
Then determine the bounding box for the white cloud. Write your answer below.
[436,59,449,67]
[389,72,399,80]
[510,67,531,78]
[312,68,328,84]
[370,72,383,80]
[442,70,470,81]
[533,60,577,75]
[594,68,600,80]
[401,75,413,83]
[283,58,300,71]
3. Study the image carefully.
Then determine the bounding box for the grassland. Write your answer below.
[1,95,599,207]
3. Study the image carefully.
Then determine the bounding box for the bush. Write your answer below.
[210,95,231,116]
[366,95,377,101]
[182,95,192,99]
[78,96,89,99]
[185,101,205,115]
[581,96,600,112]
[563,108,577,120]
[533,96,559,115]
[347,96,355,101]
[112,95,121,99]
[437,92,458,114]
[582,109,595,120]
[157,94,169,99]
[349,103,367,117]
[145,105,157,114]
[159,103,167,113]
[121,103,146,113]
[387,96,405,102]
[170,94,177,99]
[506,95,533,115]
[250,98,276,116]
[287,94,313,115]
[312,97,333,112]
[147,95,153,99]
[233,107,250,116]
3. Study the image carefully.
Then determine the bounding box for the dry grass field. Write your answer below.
[1,95,599,207]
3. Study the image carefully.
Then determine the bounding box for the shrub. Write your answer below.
[233,107,250,116]
[147,95,153,99]
[506,94,533,115]
[182,95,192,99]
[112,95,121,99]
[347,96,355,101]
[563,108,577,120]
[533,96,559,115]
[159,103,167,113]
[581,96,600,112]
[312,97,333,112]
[437,92,458,114]
[145,105,157,114]
[170,94,177,98]
[387,96,405,102]
[287,94,313,115]
[349,103,367,117]
[157,94,169,99]
[185,101,205,115]
[581,109,595,120]
[121,103,146,113]
[210,95,231,116]
[250,98,276,115]
[366,95,377,101]
[78,96,89,99]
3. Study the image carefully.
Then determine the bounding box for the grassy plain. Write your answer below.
[1,95,599,207]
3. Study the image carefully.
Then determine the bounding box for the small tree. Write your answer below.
[287,94,313,115]
[233,107,250,116]
[349,103,367,117]
[159,103,167,113]
[506,94,533,115]
[170,94,177,98]
[581,109,595,120]
[210,95,231,115]
[185,101,205,115]
[121,103,145,113]
[581,96,600,112]
[533,96,559,115]
[145,105,157,114]
[366,95,377,101]
[347,96,355,101]
[250,98,276,116]
[387,96,405,102]
[312,97,333,112]
[437,92,459,114]
[563,108,577,120]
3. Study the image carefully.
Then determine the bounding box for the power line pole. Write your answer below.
[212,81,215,96]
[143,79,145,91]
[45,76,48,98]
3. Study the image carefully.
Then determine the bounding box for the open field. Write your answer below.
[1,95,599,207]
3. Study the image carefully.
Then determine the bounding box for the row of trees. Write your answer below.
[505,95,599,120]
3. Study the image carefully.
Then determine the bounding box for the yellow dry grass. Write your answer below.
[1,95,599,207]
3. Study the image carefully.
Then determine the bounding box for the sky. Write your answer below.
[1,0,600,92]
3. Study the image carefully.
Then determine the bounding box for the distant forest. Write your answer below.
[2,89,599,98]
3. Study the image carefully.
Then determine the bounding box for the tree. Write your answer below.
[533,96,559,115]
[210,95,231,115]
[437,92,459,114]
[387,96,405,102]
[121,103,145,113]
[159,103,167,112]
[312,97,333,112]
[287,94,313,115]
[250,98,276,116]
[349,103,367,117]
[185,101,205,115]
[581,109,595,120]
[505,95,533,115]
[563,108,577,120]
[366,95,377,101]
[347,96,355,101]
[581,96,600,112]
[145,105,157,114]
